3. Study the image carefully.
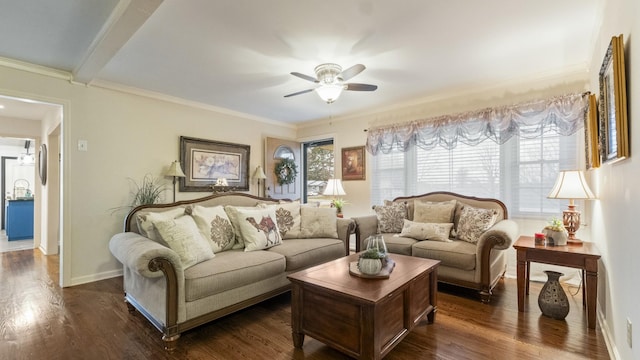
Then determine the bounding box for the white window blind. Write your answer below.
[371,127,578,218]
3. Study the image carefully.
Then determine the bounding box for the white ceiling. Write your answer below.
[0,0,601,124]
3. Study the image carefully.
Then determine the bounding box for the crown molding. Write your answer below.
[0,56,72,81]
[90,79,296,129]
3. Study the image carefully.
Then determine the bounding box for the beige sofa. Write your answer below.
[353,192,518,303]
[109,193,354,351]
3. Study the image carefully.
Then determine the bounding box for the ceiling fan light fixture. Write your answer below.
[316,84,344,104]
[285,62,375,103]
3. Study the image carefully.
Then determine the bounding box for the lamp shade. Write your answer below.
[316,84,344,104]
[165,160,186,177]
[323,178,346,196]
[547,170,596,200]
[252,165,267,180]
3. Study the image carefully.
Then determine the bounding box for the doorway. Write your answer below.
[0,94,64,283]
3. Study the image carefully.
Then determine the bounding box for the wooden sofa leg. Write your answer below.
[479,290,491,304]
[162,334,180,352]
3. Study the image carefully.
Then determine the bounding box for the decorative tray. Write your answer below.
[349,258,396,279]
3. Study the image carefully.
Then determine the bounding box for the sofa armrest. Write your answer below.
[477,219,519,251]
[473,219,518,297]
[353,215,378,252]
[336,218,356,255]
[109,232,185,278]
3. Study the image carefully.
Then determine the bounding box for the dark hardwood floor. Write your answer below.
[0,250,610,359]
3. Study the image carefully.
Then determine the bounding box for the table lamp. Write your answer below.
[252,165,267,197]
[165,160,186,203]
[323,178,346,216]
[547,170,596,243]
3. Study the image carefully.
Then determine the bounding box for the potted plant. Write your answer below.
[542,218,568,246]
[357,248,386,275]
[331,198,347,217]
[111,174,166,215]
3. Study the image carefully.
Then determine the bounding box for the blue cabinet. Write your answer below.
[6,199,34,241]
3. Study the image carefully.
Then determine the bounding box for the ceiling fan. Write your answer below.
[284,63,378,104]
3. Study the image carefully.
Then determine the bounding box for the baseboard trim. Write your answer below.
[598,303,620,360]
[69,268,123,287]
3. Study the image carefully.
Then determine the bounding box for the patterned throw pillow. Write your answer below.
[224,205,264,249]
[259,202,302,239]
[456,206,498,244]
[189,205,235,253]
[300,207,338,239]
[373,202,407,233]
[398,219,454,242]
[234,207,283,251]
[154,215,215,268]
[136,207,186,244]
[413,200,457,224]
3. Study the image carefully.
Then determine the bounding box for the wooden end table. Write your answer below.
[287,253,439,360]
[513,235,601,329]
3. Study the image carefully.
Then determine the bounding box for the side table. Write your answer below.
[513,235,601,329]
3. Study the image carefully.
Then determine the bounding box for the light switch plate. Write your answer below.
[78,140,88,152]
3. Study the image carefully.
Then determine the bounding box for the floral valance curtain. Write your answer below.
[366,92,589,155]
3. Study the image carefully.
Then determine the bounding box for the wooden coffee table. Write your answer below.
[287,253,439,360]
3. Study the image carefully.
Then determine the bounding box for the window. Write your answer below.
[303,139,334,203]
[371,129,578,218]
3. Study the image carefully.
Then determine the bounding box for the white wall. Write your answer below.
[587,0,639,358]
[0,64,296,287]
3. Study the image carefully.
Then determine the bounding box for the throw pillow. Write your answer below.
[154,215,215,268]
[234,207,283,251]
[136,207,186,244]
[258,202,302,239]
[189,205,235,253]
[373,201,407,233]
[413,200,456,224]
[224,205,264,249]
[456,206,498,244]
[300,207,338,239]
[397,219,454,242]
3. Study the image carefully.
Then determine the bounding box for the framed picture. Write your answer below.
[179,136,250,191]
[38,144,47,185]
[341,146,366,181]
[598,34,629,164]
[585,94,600,170]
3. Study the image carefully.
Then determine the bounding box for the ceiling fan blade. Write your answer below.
[339,64,365,81]
[290,72,318,83]
[284,88,315,98]
[345,83,378,91]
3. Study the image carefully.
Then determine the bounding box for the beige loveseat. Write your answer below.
[109,193,354,351]
[353,192,518,303]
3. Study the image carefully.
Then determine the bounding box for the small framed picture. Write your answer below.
[341,146,366,181]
